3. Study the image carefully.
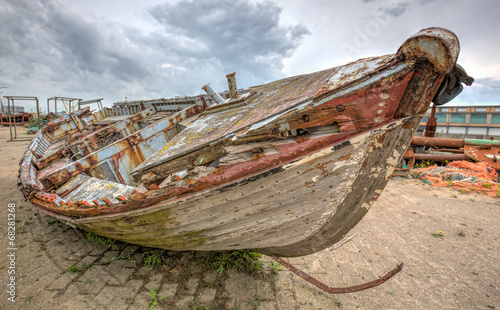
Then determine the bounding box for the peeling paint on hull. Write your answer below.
[73,116,421,256]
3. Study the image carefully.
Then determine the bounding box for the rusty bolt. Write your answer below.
[251,147,264,154]
[336,105,345,112]
[302,115,310,122]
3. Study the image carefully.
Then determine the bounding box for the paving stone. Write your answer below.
[47,272,78,290]
[255,279,274,300]
[202,270,218,284]
[144,273,164,290]
[180,277,199,295]
[175,295,195,309]
[159,282,179,300]
[198,287,217,304]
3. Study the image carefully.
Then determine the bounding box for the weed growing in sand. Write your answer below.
[269,261,283,274]
[143,251,164,269]
[204,250,263,274]
[431,231,444,239]
[250,300,261,309]
[67,263,80,273]
[333,294,343,306]
[457,229,466,237]
[86,232,117,250]
[47,219,59,225]
[148,289,166,310]
[189,300,211,310]
[108,253,136,264]
[204,281,215,288]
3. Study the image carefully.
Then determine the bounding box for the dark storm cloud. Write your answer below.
[0,0,309,104]
[381,2,408,17]
[359,0,409,18]
[0,0,149,86]
[148,0,309,80]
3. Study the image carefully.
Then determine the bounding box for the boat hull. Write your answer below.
[66,115,421,256]
[19,27,470,257]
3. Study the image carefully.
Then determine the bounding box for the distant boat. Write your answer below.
[19,28,472,256]
[1,112,33,126]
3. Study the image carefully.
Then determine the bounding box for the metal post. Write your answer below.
[12,98,17,139]
[7,98,13,141]
[36,97,40,131]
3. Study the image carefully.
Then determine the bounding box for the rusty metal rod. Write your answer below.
[434,148,464,154]
[226,72,239,100]
[271,256,404,294]
[405,153,469,161]
[412,136,500,148]
[412,136,464,148]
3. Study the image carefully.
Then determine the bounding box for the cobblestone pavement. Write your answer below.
[0,127,499,310]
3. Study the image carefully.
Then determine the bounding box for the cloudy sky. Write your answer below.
[1,0,499,112]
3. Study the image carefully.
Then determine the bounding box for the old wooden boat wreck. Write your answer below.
[19,28,472,257]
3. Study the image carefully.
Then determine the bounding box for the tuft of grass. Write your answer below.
[108,253,136,264]
[269,261,283,275]
[67,263,80,273]
[189,300,211,310]
[86,232,117,250]
[47,219,59,225]
[457,229,466,237]
[25,296,33,303]
[333,294,343,307]
[459,189,468,194]
[250,300,261,309]
[451,194,458,198]
[148,289,166,310]
[204,281,215,288]
[204,250,263,274]
[472,270,479,275]
[482,183,493,188]
[143,251,164,270]
[431,231,444,239]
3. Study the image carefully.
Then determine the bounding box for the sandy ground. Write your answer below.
[0,126,498,310]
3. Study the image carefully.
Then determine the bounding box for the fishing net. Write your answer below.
[411,161,499,197]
